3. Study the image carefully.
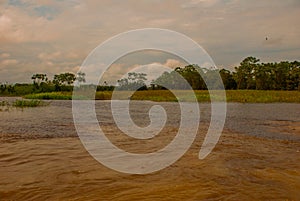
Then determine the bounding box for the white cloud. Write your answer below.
[0,0,300,82]
[132,63,173,85]
[0,8,58,44]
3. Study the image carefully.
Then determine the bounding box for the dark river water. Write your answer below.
[0,98,300,200]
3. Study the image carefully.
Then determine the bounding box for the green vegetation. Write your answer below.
[225,90,300,103]
[37,90,297,103]
[1,57,300,104]
[130,90,178,102]
[0,99,48,110]
[95,91,113,100]
[19,90,300,103]
[24,92,73,100]
[152,57,300,90]
[12,99,48,107]
[128,90,300,103]
[116,72,148,91]
[24,91,99,100]
[0,72,85,96]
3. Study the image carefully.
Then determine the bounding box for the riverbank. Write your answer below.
[22,90,300,103]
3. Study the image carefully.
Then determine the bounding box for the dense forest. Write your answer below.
[0,56,299,96]
[118,56,300,91]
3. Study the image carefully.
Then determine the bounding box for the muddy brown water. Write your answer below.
[0,98,300,200]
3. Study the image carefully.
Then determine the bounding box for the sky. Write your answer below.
[0,0,299,83]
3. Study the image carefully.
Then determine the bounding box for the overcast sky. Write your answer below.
[0,0,299,83]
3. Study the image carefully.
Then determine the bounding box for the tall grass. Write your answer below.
[24,92,72,100]
[12,99,48,107]
[113,90,300,103]
[95,91,113,100]
[0,99,48,110]
[23,90,300,103]
[225,90,300,103]
[25,92,91,100]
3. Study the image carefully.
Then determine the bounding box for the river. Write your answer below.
[0,98,299,200]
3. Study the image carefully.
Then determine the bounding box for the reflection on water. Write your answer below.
[0,98,300,200]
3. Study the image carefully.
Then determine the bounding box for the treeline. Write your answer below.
[150,57,300,90]
[1,56,299,96]
[116,72,148,91]
[0,72,86,95]
[233,57,300,90]
[0,71,117,96]
[116,57,299,91]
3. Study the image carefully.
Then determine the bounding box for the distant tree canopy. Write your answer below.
[31,74,48,86]
[153,65,206,90]
[117,72,148,91]
[1,71,85,95]
[233,57,300,90]
[153,64,232,90]
[153,57,300,90]
[0,56,299,96]
[76,71,86,84]
[53,72,76,86]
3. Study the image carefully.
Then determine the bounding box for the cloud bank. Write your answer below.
[0,0,299,83]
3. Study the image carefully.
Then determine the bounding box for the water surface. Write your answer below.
[0,99,299,200]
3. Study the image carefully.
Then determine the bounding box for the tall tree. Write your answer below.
[31,74,47,86]
[234,56,259,89]
[76,71,86,84]
[117,72,147,90]
[53,73,76,86]
[219,69,237,89]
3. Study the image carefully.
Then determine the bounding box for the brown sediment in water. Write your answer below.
[268,120,300,136]
[0,128,299,201]
[1,100,299,200]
